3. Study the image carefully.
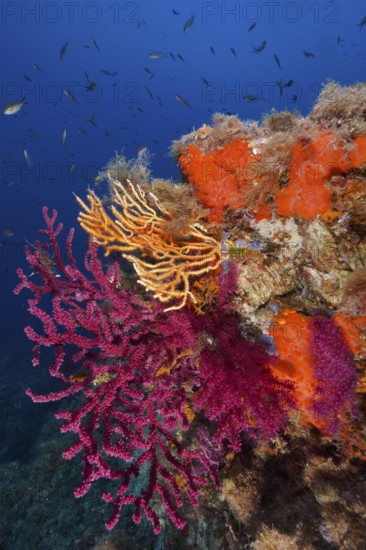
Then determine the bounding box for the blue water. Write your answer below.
[1,1,366,546]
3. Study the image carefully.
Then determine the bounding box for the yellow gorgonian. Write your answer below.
[75,174,222,311]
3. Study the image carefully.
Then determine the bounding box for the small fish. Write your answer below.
[144,66,152,73]
[86,81,97,92]
[69,367,90,383]
[243,95,262,102]
[59,41,69,61]
[3,97,26,115]
[86,113,96,126]
[90,35,100,51]
[276,79,285,97]
[69,374,88,383]
[64,88,78,103]
[148,51,166,59]
[303,50,315,58]
[31,63,41,72]
[209,46,215,55]
[144,86,154,99]
[170,52,176,60]
[252,40,266,53]
[176,54,184,61]
[136,19,147,28]
[183,14,195,32]
[175,94,192,108]
[358,15,366,29]
[273,53,281,69]
[247,22,256,32]
[2,229,14,237]
[201,77,209,86]
[23,148,32,166]
[24,74,32,82]
[230,47,237,57]
[78,128,87,135]
[84,71,97,92]
[284,79,293,87]
[172,9,179,15]
[61,128,67,147]
[68,163,75,175]
[100,69,117,76]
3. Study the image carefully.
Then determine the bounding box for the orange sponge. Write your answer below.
[275,132,366,218]
[178,139,260,222]
[178,130,366,223]
[270,309,317,424]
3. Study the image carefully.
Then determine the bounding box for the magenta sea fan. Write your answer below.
[14,207,218,534]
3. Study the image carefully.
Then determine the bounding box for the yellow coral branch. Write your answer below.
[75,175,222,311]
